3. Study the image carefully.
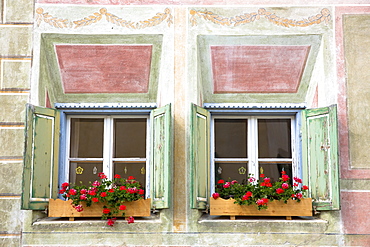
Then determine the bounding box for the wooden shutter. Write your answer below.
[150,104,171,209]
[302,105,339,210]
[190,104,210,209]
[22,104,60,210]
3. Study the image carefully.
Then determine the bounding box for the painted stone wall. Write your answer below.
[0,0,33,246]
[1,0,370,246]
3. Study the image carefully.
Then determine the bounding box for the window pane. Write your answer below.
[114,119,147,158]
[70,118,104,158]
[258,119,291,158]
[215,162,248,183]
[69,162,103,186]
[215,119,248,158]
[114,162,146,188]
[259,162,292,183]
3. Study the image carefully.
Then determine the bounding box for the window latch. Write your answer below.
[202,205,209,214]
[151,205,159,214]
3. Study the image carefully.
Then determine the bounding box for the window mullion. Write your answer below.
[210,116,215,195]
[291,114,299,180]
[103,116,113,180]
[249,117,258,178]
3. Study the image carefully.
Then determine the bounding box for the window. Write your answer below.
[65,116,149,194]
[190,103,340,211]
[22,104,171,211]
[211,116,296,194]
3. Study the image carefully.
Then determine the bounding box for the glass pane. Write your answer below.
[258,119,291,158]
[114,119,147,158]
[70,118,104,158]
[114,162,146,188]
[215,162,248,184]
[69,162,103,186]
[215,119,248,158]
[259,162,292,183]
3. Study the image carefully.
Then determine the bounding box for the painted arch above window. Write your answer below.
[198,35,322,103]
[38,33,163,106]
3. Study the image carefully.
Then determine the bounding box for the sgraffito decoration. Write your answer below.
[190,8,331,27]
[36,7,173,29]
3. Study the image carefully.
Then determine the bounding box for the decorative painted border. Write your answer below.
[35,7,173,29]
[190,8,330,27]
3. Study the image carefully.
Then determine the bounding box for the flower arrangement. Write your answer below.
[212,170,309,210]
[59,173,145,226]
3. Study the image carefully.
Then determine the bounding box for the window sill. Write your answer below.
[197,214,329,234]
[199,214,322,222]
[33,214,160,226]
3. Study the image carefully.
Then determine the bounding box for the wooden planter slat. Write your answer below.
[48,198,151,220]
[210,198,312,220]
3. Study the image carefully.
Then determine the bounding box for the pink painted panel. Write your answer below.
[55,45,152,94]
[335,6,370,179]
[211,45,309,94]
[341,191,370,234]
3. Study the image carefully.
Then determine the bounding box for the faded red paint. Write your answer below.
[55,45,152,94]
[311,85,318,108]
[335,6,370,179]
[211,45,309,94]
[45,90,51,108]
[341,191,370,234]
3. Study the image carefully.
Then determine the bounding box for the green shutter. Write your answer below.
[150,104,171,209]
[190,104,210,209]
[302,105,339,210]
[22,104,60,210]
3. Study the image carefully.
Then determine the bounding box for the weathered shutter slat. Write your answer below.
[302,105,339,210]
[22,104,60,210]
[150,104,171,209]
[190,104,210,209]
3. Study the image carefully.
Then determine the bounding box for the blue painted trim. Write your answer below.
[55,103,157,109]
[58,111,67,199]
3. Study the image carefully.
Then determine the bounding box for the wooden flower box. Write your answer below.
[48,198,151,221]
[210,198,312,220]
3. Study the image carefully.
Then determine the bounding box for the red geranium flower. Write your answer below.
[276,188,284,194]
[103,208,110,214]
[92,197,99,202]
[217,179,225,184]
[107,218,116,226]
[127,216,134,224]
[100,192,107,197]
[282,174,290,182]
[119,205,127,210]
[69,189,77,195]
[88,190,96,196]
[61,182,69,188]
[256,198,269,206]
[128,176,136,180]
[114,174,121,179]
[302,185,309,190]
[212,193,220,199]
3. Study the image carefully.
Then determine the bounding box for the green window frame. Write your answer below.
[190,103,340,211]
[21,104,172,210]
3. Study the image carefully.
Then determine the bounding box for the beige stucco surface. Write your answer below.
[1,1,370,246]
[344,14,370,169]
